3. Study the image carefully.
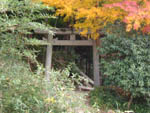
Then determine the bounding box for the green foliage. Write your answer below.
[90,88,126,110]
[0,57,89,113]
[0,0,54,32]
[45,67,87,113]
[0,58,45,113]
[0,0,95,113]
[99,33,150,106]
[0,0,54,61]
[90,88,150,113]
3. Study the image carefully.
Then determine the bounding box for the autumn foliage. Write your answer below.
[41,0,125,39]
[105,0,150,33]
[40,0,150,39]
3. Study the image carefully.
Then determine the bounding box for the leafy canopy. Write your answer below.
[40,0,150,38]
[41,0,125,39]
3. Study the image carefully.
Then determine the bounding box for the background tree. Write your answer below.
[41,0,125,39]
[41,0,150,38]
[105,0,150,33]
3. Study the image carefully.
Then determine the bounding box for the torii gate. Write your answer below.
[35,28,101,87]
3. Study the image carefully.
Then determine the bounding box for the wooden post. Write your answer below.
[45,33,53,82]
[93,40,100,87]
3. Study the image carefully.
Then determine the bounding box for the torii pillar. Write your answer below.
[45,33,53,82]
[93,39,101,86]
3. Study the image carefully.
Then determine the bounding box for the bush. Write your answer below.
[0,0,50,112]
[99,34,150,107]
[90,87,150,113]
[0,57,46,113]
[0,57,87,113]
[45,67,84,113]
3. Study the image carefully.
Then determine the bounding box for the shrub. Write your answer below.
[0,0,52,112]
[45,67,84,113]
[0,57,88,113]
[90,87,150,113]
[0,58,46,113]
[99,34,150,108]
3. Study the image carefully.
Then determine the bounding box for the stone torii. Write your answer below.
[35,28,101,87]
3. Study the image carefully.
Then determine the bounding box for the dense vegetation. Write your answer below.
[0,0,49,112]
[90,23,150,113]
[1,0,150,113]
[90,87,150,113]
[0,0,90,113]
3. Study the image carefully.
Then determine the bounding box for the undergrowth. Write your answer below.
[0,55,93,113]
[90,87,150,113]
